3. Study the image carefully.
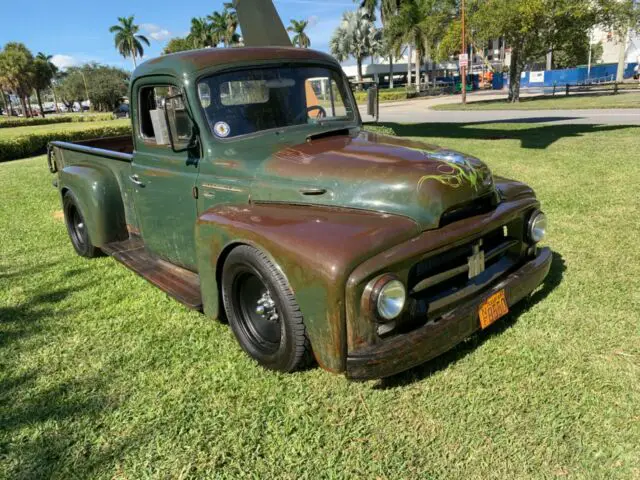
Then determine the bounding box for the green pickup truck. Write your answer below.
[48,47,551,380]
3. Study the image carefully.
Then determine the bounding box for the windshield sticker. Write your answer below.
[214,121,231,138]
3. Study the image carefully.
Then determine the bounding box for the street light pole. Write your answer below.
[461,0,467,104]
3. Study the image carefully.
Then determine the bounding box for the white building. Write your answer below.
[592,26,640,64]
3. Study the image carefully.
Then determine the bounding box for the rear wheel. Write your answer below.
[63,191,100,258]
[221,245,312,372]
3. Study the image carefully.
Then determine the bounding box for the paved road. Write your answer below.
[375,105,640,125]
[359,92,640,125]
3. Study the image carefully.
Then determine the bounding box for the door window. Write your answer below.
[138,85,181,146]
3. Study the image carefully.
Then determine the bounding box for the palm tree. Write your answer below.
[36,52,60,113]
[222,3,240,45]
[188,17,215,48]
[330,9,376,82]
[288,20,311,48]
[208,9,240,47]
[109,16,150,69]
[358,0,401,87]
[385,1,430,90]
[0,43,35,117]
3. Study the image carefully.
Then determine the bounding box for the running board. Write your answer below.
[102,237,203,310]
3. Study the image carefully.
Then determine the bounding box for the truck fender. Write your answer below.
[59,164,127,247]
[195,203,419,373]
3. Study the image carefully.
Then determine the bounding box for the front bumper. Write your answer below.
[346,247,552,380]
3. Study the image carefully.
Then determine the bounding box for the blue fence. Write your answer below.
[519,63,638,88]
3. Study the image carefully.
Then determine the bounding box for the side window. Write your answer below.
[138,85,181,146]
[304,77,349,119]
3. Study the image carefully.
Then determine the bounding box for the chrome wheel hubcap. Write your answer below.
[255,291,279,323]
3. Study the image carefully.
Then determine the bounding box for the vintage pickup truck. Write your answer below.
[48,47,551,380]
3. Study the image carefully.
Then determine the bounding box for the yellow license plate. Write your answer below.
[479,290,509,329]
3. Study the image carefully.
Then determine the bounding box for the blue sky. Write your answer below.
[0,0,358,71]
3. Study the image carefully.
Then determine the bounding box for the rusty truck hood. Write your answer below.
[253,130,496,230]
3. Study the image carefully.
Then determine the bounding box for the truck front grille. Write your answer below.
[399,224,524,332]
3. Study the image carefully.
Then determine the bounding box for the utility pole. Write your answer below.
[461,0,467,104]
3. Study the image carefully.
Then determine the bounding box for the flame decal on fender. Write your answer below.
[418,151,491,192]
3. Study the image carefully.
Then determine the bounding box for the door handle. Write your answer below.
[129,174,144,187]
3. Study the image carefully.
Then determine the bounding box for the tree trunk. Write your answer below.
[415,48,421,91]
[52,88,60,114]
[431,60,437,88]
[357,58,363,83]
[389,55,394,88]
[508,46,522,102]
[132,53,137,69]
[36,89,45,118]
[407,44,412,87]
[616,28,628,83]
[19,95,29,117]
[1,91,11,116]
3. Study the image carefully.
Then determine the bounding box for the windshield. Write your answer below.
[197,66,356,139]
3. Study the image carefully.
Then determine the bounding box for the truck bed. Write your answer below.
[74,135,134,155]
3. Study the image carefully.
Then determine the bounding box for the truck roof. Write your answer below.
[132,47,340,81]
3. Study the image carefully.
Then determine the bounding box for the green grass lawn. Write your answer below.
[1,122,640,478]
[433,91,640,111]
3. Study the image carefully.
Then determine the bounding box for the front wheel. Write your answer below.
[221,245,312,372]
[63,191,100,258]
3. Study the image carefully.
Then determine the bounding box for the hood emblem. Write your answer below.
[418,151,491,192]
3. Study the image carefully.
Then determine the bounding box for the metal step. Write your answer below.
[102,237,203,310]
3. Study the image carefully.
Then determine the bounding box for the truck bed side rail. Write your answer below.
[48,140,133,170]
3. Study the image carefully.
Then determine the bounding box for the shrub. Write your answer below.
[0,122,131,162]
[0,113,116,129]
[353,88,408,103]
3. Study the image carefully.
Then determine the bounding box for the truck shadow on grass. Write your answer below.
[375,251,566,389]
[366,122,639,149]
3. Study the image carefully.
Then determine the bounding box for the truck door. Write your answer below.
[130,79,200,270]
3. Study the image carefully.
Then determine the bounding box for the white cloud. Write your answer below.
[307,15,319,28]
[141,23,172,42]
[51,54,81,69]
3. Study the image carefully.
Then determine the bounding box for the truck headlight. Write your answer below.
[528,210,547,243]
[376,278,406,321]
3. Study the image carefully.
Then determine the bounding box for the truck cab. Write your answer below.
[49,47,551,380]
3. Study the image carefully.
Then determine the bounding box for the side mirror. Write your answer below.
[163,94,198,153]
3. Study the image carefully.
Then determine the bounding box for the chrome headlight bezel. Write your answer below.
[366,274,407,322]
[527,210,547,243]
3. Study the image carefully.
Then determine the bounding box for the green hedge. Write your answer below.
[0,113,116,128]
[353,88,408,103]
[0,123,131,162]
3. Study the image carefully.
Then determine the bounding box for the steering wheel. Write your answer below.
[295,105,327,123]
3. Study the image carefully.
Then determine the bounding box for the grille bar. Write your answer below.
[410,238,518,295]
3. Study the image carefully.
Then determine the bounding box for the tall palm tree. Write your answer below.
[36,52,60,113]
[188,17,215,48]
[385,1,430,89]
[222,3,240,45]
[109,16,150,69]
[287,20,311,48]
[330,9,376,82]
[357,0,401,86]
[208,9,240,47]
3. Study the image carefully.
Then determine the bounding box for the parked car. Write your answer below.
[47,47,551,380]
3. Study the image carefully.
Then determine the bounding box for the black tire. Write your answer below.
[62,191,100,258]
[221,245,312,372]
